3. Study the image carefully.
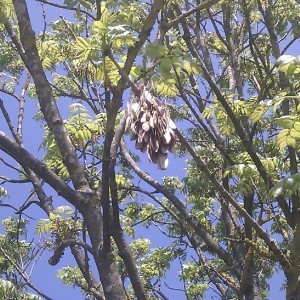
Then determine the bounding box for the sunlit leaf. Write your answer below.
[145,44,169,57]
[275,116,296,129]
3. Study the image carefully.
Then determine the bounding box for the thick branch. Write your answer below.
[110,164,147,300]
[0,131,84,208]
[70,245,104,300]
[120,140,235,271]
[11,0,89,192]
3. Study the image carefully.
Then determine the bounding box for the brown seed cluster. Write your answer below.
[127,87,176,169]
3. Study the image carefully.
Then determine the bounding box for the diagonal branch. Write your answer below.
[36,0,96,20]
[164,0,221,30]
[11,0,89,192]
[70,245,104,300]
[100,0,164,263]
[0,246,53,300]
[0,131,85,208]
[0,99,22,144]
[174,128,291,271]
[120,139,236,272]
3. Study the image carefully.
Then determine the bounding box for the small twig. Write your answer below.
[164,0,221,30]
[0,88,20,101]
[36,0,96,20]
[0,246,53,300]
[17,72,31,142]
[107,52,140,94]
[0,175,30,184]
[0,157,28,178]
[0,203,35,220]
[0,99,22,144]
[131,210,165,227]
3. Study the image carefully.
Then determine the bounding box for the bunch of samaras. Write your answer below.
[127,87,176,169]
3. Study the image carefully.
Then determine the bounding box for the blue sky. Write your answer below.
[0,0,294,299]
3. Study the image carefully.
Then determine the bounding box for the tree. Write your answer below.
[0,0,299,299]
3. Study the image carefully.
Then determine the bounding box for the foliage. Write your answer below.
[0,218,41,299]
[0,0,300,299]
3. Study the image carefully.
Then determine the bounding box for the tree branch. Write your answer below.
[120,139,236,271]
[0,131,85,208]
[11,0,90,192]
[36,0,96,20]
[164,0,221,29]
[0,246,53,300]
[174,127,291,271]
[70,245,104,300]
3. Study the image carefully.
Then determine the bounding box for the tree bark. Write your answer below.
[286,218,300,300]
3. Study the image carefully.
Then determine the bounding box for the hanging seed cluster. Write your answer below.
[127,87,176,169]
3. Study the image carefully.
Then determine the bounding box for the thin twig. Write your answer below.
[0,246,53,300]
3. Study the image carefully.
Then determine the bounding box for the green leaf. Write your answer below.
[0,0,14,23]
[171,57,182,73]
[250,10,262,23]
[275,116,296,129]
[145,44,169,57]
[277,129,289,150]
[100,7,115,26]
[0,186,7,199]
[190,60,202,75]
[183,59,192,75]
[249,104,269,123]
[294,121,300,132]
[36,219,50,234]
[276,55,300,75]
[158,57,172,73]
[270,174,300,197]
[286,135,296,148]
[76,37,91,50]
[130,66,142,78]
[78,0,91,9]
[54,206,74,215]
[153,76,177,97]
[289,128,300,140]
[93,20,107,35]
[49,212,56,220]
[75,37,98,59]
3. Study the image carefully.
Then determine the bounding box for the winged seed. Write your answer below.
[127,87,176,169]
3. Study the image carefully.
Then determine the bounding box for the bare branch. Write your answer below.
[17,71,31,141]
[70,245,104,300]
[164,0,221,29]
[11,0,90,192]
[120,139,236,271]
[0,246,53,300]
[0,131,85,208]
[35,0,96,20]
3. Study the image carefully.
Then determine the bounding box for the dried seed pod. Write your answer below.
[143,131,150,143]
[141,143,147,153]
[135,141,143,150]
[162,129,171,144]
[160,142,170,154]
[127,86,177,169]
[142,121,150,131]
[157,153,168,170]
